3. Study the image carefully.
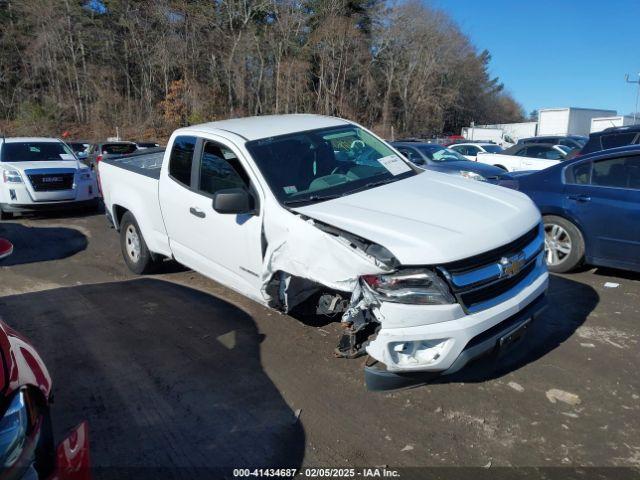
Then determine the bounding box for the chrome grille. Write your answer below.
[27,173,74,191]
[439,224,544,313]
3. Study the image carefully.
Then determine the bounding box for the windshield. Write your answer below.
[1,141,76,162]
[246,126,416,205]
[482,145,503,153]
[417,146,468,162]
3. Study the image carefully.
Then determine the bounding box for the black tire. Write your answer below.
[494,164,508,171]
[543,215,585,273]
[119,211,157,274]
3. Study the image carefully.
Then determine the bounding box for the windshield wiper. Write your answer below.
[283,177,403,207]
[283,194,343,206]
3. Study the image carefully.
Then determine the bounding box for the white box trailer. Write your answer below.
[590,115,637,133]
[537,107,616,137]
[479,122,538,143]
[461,127,505,145]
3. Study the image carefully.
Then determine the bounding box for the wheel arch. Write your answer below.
[112,204,129,231]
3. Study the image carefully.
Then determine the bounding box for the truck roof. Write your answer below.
[185,114,351,141]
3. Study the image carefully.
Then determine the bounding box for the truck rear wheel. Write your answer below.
[119,211,157,274]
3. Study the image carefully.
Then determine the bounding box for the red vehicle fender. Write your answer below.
[49,422,91,480]
[0,238,12,260]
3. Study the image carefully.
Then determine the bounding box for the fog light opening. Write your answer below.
[390,339,450,367]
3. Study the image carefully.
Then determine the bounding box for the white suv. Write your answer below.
[0,137,99,219]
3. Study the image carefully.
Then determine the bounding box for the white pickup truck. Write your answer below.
[0,137,99,219]
[99,115,548,389]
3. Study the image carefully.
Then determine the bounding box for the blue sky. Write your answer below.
[431,0,640,116]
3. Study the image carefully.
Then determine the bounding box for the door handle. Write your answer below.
[567,194,591,203]
[189,207,206,218]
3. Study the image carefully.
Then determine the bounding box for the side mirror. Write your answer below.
[212,188,254,215]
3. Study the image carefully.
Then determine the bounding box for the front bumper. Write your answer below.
[366,292,547,390]
[0,173,99,212]
[364,258,548,388]
[1,198,99,213]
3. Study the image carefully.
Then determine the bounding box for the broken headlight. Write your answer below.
[362,269,455,305]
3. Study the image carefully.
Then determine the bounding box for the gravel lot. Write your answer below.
[0,212,638,478]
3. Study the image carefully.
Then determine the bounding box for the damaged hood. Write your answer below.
[293,171,540,265]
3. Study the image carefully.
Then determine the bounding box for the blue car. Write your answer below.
[391,142,508,183]
[504,145,640,273]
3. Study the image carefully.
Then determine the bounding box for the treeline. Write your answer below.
[0,0,525,141]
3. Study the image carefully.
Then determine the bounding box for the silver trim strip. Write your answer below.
[449,230,544,289]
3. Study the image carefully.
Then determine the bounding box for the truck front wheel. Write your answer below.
[119,211,157,274]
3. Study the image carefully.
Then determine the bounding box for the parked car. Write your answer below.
[476,143,570,172]
[135,141,160,149]
[85,141,138,170]
[64,141,90,160]
[99,114,548,389]
[0,138,99,220]
[517,135,588,151]
[391,141,507,182]
[0,319,90,479]
[577,124,640,157]
[448,142,504,161]
[502,144,640,273]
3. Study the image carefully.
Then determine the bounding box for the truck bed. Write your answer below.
[102,148,165,179]
[99,147,172,258]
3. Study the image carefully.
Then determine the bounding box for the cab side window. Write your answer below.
[198,141,250,196]
[169,136,197,186]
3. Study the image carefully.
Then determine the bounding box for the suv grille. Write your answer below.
[439,225,543,313]
[27,173,74,191]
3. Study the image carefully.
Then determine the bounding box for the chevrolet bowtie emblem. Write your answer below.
[499,252,526,278]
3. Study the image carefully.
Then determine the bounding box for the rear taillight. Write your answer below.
[96,154,103,163]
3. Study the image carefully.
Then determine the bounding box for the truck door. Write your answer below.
[159,135,264,299]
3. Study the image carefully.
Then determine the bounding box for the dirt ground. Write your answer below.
[0,212,638,478]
